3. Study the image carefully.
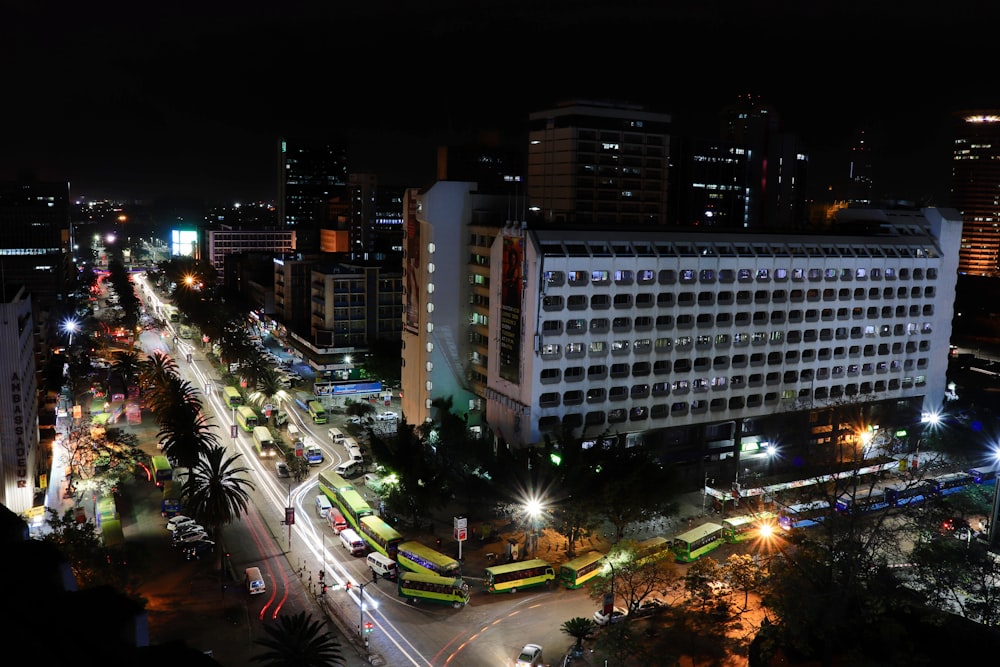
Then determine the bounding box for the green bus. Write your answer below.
[101,518,125,549]
[722,511,776,543]
[358,515,404,560]
[151,455,173,487]
[318,469,354,498]
[672,522,725,563]
[558,550,606,589]
[223,385,243,409]
[252,426,277,458]
[335,488,375,532]
[307,400,327,424]
[398,572,470,608]
[633,536,672,566]
[236,405,258,432]
[396,541,461,578]
[484,558,556,594]
[97,495,118,524]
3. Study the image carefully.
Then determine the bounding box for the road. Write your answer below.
[132,274,603,666]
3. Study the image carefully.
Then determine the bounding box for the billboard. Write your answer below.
[498,235,523,383]
[403,190,420,332]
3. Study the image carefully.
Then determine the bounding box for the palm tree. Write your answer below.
[251,610,345,667]
[561,617,595,656]
[111,349,142,389]
[186,443,256,574]
[139,349,179,398]
[153,375,219,469]
[250,368,291,430]
[238,353,272,394]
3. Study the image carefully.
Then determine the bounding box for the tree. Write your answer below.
[684,557,723,609]
[185,444,256,574]
[153,375,219,470]
[345,399,375,422]
[249,368,291,430]
[561,616,596,656]
[111,349,142,389]
[724,553,762,612]
[590,546,680,613]
[251,610,345,667]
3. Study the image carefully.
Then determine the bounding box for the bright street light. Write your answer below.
[62,318,80,346]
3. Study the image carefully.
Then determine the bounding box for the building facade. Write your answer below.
[952,111,1000,276]
[204,227,296,274]
[485,208,961,479]
[0,287,40,514]
[400,182,509,430]
[526,100,671,227]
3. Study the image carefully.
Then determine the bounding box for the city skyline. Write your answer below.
[6,2,1000,205]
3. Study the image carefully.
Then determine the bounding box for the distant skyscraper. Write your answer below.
[278,137,349,254]
[0,286,39,514]
[526,100,671,226]
[952,112,1000,276]
[846,128,874,206]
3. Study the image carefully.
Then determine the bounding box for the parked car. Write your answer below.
[630,597,666,618]
[593,606,628,626]
[184,538,216,560]
[376,411,398,421]
[166,515,195,532]
[172,524,206,542]
[173,529,209,546]
[347,415,363,424]
[515,643,544,667]
[275,461,290,478]
[708,580,732,596]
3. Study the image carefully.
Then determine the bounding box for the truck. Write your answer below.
[293,391,315,412]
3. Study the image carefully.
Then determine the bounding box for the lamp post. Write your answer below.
[525,498,541,556]
[702,474,714,515]
[62,318,79,348]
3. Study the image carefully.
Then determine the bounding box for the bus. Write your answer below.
[318,469,354,498]
[398,572,470,608]
[161,480,182,517]
[97,494,118,525]
[924,471,975,497]
[223,386,243,409]
[778,500,830,531]
[484,558,556,594]
[885,485,927,509]
[358,514,404,560]
[151,455,173,487]
[307,400,327,424]
[396,541,461,578]
[633,536,672,566]
[252,426,277,458]
[334,488,375,532]
[558,550,606,589]
[671,522,724,563]
[722,511,777,543]
[236,405,258,432]
[101,518,125,549]
[835,487,890,515]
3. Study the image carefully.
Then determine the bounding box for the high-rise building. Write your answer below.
[278,137,349,254]
[484,208,961,483]
[526,100,671,227]
[952,111,1000,275]
[672,95,809,229]
[0,286,40,514]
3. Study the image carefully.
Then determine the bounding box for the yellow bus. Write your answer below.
[633,536,672,565]
[307,400,327,424]
[558,550,606,589]
[223,386,242,409]
[484,558,556,594]
[236,405,258,432]
[398,572,470,608]
[252,426,277,458]
[396,541,460,578]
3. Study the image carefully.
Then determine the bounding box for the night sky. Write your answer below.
[5,2,999,206]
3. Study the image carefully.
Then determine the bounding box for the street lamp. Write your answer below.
[62,318,79,347]
[524,496,543,556]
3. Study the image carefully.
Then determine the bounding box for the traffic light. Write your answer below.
[363,621,374,634]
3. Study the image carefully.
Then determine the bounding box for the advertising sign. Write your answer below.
[498,235,523,383]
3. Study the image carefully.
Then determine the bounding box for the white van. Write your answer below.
[334,460,361,478]
[315,494,333,518]
[328,427,345,444]
[348,444,364,464]
[366,552,398,580]
[339,527,366,556]
[245,566,266,595]
[287,423,300,440]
